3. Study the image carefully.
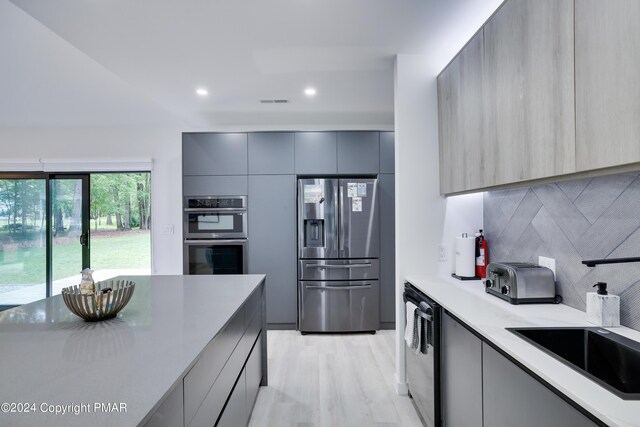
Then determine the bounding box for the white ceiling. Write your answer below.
[3,0,504,128]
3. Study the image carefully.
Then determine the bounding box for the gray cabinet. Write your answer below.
[575,0,640,171]
[183,175,248,196]
[144,382,184,427]
[337,131,380,174]
[248,175,297,326]
[183,133,248,176]
[184,310,245,426]
[380,131,395,174]
[379,174,395,327]
[145,282,265,427]
[441,313,483,427]
[438,31,487,194]
[483,0,575,186]
[245,333,262,423]
[248,132,295,175]
[216,369,246,427]
[294,132,337,174]
[482,343,597,427]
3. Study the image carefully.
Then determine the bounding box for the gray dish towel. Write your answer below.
[404,302,422,354]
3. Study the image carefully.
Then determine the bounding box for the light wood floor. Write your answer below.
[249,330,423,427]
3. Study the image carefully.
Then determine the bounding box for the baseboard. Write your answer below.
[267,323,296,330]
[380,321,396,330]
[395,374,409,396]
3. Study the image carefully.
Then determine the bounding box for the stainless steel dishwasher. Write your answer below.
[404,282,442,427]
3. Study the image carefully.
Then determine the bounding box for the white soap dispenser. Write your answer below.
[586,282,620,327]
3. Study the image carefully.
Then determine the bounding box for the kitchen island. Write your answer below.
[0,274,267,427]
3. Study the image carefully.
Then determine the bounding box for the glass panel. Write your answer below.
[51,178,84,296]
[197,214,234,231]
[89,173,151,279]
[0,179,46,306]
[188,245,243,275]
[208,246,243,274]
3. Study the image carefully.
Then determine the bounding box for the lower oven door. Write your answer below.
[184,240,247,275]
[298,280,380,332]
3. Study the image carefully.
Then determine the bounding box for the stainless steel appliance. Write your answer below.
[404,283,442,427]
[484,262,558,304]
[297,178,380,333]
[183,195,247,239]
[183,239,247,275]
[183,196,248,275]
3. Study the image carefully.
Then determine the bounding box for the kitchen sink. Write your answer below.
[508,327,640,400]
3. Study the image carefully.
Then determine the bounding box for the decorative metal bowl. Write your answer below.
[61,279,135,321]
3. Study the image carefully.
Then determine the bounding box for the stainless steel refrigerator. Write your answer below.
[297,178,380,333]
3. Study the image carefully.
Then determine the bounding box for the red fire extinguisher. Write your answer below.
[475,229,489,279]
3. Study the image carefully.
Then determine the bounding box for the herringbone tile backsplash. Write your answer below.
[484,172,640,331]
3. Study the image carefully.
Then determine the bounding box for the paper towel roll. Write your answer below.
[455,235,476,277]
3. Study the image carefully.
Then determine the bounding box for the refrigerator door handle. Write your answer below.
[339,184,345,255]
[306,263,372,269]
[305,284,372,291]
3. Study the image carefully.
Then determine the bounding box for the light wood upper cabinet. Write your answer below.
[482,0,575,186]
[438,31,487,194]
[575,0,640,171]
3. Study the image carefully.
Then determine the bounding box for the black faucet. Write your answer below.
[582,257,640,267]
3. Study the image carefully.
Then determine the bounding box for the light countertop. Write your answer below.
[0,274,265,426]
[406,275,640,427]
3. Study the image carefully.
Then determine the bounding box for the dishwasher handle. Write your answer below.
[418,301,435,347]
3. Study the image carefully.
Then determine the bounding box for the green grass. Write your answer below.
[0,231,150,285]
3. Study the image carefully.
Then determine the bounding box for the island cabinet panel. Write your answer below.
[183,284,266,427]
[216,368,247,427]
[183,133,248,176]
[294,132,338,174]
[575,0,640,171]
[248,132,295,175]
[438,30,487,194]
[336,131,380,174]
[144,382,184,427]
[184,309,245,426]
[242,300,262,359]
[441,313,483,427]
[248,175,297,326]
[482,0,575,186]
[245,334,263,423]
[482,343,598,427]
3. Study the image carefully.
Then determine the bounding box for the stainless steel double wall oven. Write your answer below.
[297,178,380,333]
[183,196,247,275]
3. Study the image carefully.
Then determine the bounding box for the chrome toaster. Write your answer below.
[484,262,559,304]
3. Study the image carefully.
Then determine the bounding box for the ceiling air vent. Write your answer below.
[260,99,289,104]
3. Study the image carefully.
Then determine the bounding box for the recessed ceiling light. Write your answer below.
[196,88,208,96]
[304,87,317,97]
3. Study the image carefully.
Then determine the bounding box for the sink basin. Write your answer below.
[508,327,640,400]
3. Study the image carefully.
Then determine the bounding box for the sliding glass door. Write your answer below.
[0,176,47,307]
[50,175,89,296]
[0,174,89,308]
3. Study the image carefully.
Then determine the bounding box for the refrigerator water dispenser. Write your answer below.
[304,219,325,248]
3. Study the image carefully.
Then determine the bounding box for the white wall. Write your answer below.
[0,126,184,274]
[393,0,503,395]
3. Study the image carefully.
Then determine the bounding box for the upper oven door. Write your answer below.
[184,209,247,239]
